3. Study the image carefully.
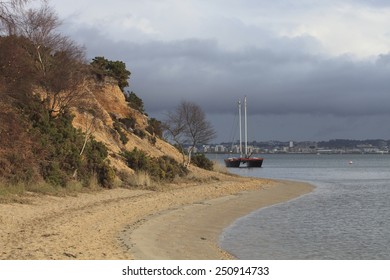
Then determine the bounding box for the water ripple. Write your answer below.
[218,154,390,259]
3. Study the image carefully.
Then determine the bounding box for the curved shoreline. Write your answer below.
[124,180,314,260]
[0,174,312,260]
[0,174,274,259]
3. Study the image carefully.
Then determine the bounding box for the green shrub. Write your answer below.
[156,155,188,180]
[25,101,112,188]
[0,152,36,183]
[125,91,144,113]
[96,162,115,188]
[121,148,150,171]
[81,139,113,187]
[29,109,83,186]
[41,161,68,187]
[121,148,187,182]
[119,117,136,130]
[146,118,163,138]
[134,128,146,139]
[191,153,214,171]
[113,120,129,144]
[148,135,157,145]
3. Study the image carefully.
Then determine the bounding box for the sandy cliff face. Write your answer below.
[71,79,182,174]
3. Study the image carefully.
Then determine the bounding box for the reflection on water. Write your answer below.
[213,154,390,259]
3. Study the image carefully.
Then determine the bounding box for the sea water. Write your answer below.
[209,154,390,259]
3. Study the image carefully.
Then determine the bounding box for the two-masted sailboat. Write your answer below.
[224,97,263,168]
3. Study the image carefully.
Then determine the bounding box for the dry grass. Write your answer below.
[0,177,105,203]
[123,171,154,189]
[0,180,26,203]
[212,160,230,174]
[0,162,233,204]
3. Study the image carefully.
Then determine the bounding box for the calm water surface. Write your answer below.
[209,154,390,259]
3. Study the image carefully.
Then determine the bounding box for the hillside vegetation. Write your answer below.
[0,1,216,200]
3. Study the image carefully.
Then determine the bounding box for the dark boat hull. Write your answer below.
[224,157,263,168]
[224,158,242,168]
[242,157,263,167]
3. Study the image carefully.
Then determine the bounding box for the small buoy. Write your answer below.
[349,161,353,164]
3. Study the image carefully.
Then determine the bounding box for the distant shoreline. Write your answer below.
[124,180,314,260]
[205,151,389,155]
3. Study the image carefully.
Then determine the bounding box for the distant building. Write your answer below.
[215,145,226,153]
[236,145,242,153]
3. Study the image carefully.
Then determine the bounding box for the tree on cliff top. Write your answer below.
[91,56,131,92]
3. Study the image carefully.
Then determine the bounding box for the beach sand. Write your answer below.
[125,180,313,260]
[0,173,312,260]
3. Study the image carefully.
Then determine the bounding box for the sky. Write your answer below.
[48,0,390,142]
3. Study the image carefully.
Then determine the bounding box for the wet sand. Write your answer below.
[124,180,313,259]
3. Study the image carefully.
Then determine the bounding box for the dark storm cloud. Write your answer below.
[51,0,390,141]
[73,25,390,120]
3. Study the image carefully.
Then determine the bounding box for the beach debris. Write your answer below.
[63,252,77,259]
[41,233,59,238]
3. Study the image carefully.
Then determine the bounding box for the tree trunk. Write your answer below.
[186,146,194,168]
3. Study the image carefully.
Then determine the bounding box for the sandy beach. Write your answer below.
[0,173,313,260]
[126,180,313,260]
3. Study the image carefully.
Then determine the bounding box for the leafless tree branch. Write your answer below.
[164,101,216,167]
[0,0,31,35]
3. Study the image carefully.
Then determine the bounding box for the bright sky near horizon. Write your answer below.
[49,0,390,142]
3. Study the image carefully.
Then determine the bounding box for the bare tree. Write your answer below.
[0,0,30,35]
[43,52,88,116]
[1,0,88,116]
[13,2,83,73]
[16,1,60,44]
[164,105,187,165]
[165,101,216,167]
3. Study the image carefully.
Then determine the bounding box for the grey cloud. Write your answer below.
[48,0,390,142]
[73,25,390,118]
[66,23,390,141]
[351,0,390,7]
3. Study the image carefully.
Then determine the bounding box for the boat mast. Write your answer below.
[238,99,242,158]
[244,96,248,157]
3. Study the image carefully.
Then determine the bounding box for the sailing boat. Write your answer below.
[224,97,263,168]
